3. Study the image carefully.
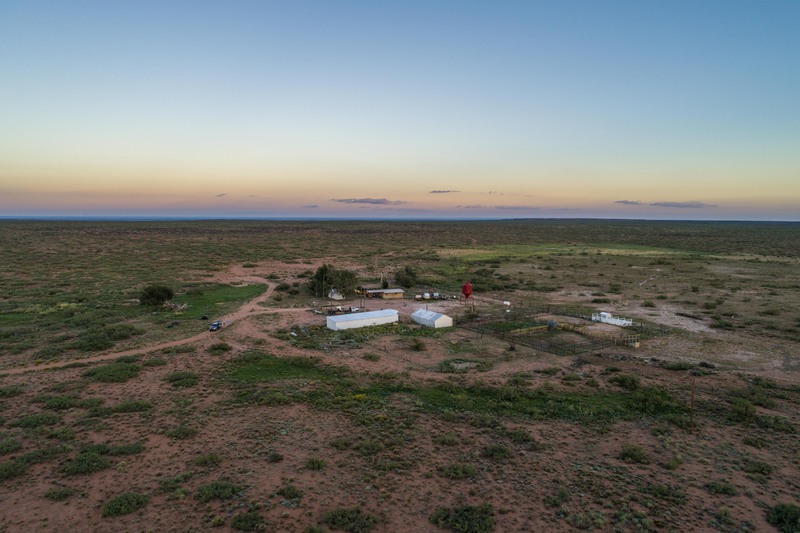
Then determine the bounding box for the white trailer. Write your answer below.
[591,311,633,327]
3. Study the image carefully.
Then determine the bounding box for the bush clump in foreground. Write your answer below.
[166,371,199,388]
[619,444,649,464]
[62,452,110,475]
[429,503,495,533]
[83,362,141,383]
[231,512,265,531]
[767,503,800,533]
[139,284,174,306]
[101,493,149,517]
[196,481,241,502]
[323,507,378,533]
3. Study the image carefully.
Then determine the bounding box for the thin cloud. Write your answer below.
[495,205,539,210]
[456,204,487,209]
[302,204,319,209]
[429,190,460,194]
[650,201,717,209]
[331,198,407,205]
[615,200,643,205]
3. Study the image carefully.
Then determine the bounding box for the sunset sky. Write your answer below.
[1,1,798,220]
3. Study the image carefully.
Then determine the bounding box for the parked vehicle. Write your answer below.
[209,321,222,331]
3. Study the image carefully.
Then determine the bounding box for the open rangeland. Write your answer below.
[1,220,799,532]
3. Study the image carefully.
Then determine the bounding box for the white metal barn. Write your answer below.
[411,309,453,328]
[326,309,399,331]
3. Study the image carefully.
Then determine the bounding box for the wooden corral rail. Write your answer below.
[557,322,585,333]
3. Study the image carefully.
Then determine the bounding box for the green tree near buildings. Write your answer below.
[308,264,359,298]
[394,266,418,288]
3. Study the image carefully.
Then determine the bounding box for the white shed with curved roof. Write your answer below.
[411,309,453,328]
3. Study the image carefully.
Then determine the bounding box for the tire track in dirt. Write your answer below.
[1,280,302,375]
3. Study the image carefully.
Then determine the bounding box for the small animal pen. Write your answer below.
[459,305,644,356]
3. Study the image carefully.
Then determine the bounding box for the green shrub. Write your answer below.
[193,453,222,466]
[32,395,77,410]
[48,427,76,441]
[166,371,199,388]
[767,503,800,533]
[355,439,384,456]
[62,452,110,475]
[305,458,326,470]
[0,385,23,397]
[109,442,144,456]
[640,483,686,505]
[10,412,61,428]
[323,507,378,533]
[208,342,233,355]
[19,445,68,464]
[631,386,678,415]
[480,445,511,460]
[619,444,648,464]
[232,512,265,531]
[410,338,427,351]
[331,437,352,450]
[83,362,141,383]
[429,503,494,533]
[45,486,75,501]
[276,484,303,499]
[101,493,149,517]
[394,266,418,288]
[743,459,773,476]
[158,471,193,493]
[196,481,241,502]
[544,488,570,507]
[729,398,756,423]
[0,460,28,480]
[609,374,640,390]
[434,433,460,446]
[139,284,174,306]
[0,437,22,455]
[167,425,197,440]
[440,463,477,479]
[705,481,736,496]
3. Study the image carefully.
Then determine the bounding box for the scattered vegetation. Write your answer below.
[429,503,495,533]
[166,371,199,388]
[83,362,141,383]
[101,493,149,517]
[323,507,378,533]
[196,481,241,502]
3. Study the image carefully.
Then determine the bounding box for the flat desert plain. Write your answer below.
[1,220,799,532]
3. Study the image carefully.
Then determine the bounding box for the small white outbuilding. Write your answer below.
[411,309,453,329]
[326,309,399,331]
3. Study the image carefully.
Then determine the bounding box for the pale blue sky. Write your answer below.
[1,1,799,219]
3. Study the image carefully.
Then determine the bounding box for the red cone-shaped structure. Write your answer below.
[461,280,473,299]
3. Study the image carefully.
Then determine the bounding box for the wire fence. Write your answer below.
[456,304,664,356]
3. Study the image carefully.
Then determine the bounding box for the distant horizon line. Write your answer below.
[1,215,799,224]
